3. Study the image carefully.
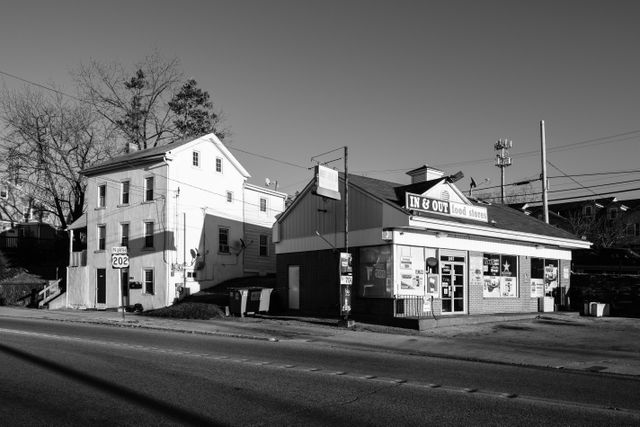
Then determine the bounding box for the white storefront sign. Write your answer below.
[405,193,488,223]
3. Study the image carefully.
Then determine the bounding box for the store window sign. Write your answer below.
[405,193,488,223]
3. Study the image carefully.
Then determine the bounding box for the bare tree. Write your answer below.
[73,51,183,151]
[566,211,627,248]
[0,86,117,229]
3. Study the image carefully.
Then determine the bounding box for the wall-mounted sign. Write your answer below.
[405,192,488,223]
[314,164,341,200]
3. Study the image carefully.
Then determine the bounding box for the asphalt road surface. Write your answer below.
[1,317,639,426]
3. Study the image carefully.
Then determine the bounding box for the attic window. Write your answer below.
[608,208,618,220]
[440,190,450,202]
[583,205,593,217]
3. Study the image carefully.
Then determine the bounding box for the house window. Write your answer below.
[120,223,129,248]
[0,185,8,199]
[144,177,154,202]
[219,227,229,253]
[583,205,593,217]
[98,184,106,208]
[144,221,154,248]
[143,269,154,295]
[226,191,233,203]
[192,151,200,167]
[260,198,267,212]
[216,157,222,173]
[259,234,268,256]
[608,208,618,220]
[121,181,130,205]
[97,225,106,251]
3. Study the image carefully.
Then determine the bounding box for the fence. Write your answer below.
[393,295,433,318]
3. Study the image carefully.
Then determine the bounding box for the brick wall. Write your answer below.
[467,252,538,315]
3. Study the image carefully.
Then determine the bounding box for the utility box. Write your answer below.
[229,287,273,317]
[589,302,610,317]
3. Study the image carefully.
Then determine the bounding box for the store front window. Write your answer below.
[358,245,393,297]
[531,258,558,298]
[482,253,518,298]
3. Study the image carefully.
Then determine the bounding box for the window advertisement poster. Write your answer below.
[358,246,393,298]
[530,278,545,298]
[483,253,518,298]
[501,277,517,297]
[483,277,501,297]
[397,246,425,295]
[544,261,559,296]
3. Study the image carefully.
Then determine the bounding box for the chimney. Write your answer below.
[406,165,444,183]
[127,142,139,153]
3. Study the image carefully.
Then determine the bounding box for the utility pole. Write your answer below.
[540,121,549,223]
[344,146,348,252]
[494,139,513,204]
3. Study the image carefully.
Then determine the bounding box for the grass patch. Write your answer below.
[141,302,225,320]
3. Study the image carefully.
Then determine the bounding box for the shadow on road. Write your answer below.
[0,343,226,427]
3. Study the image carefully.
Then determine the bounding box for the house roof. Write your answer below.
[67,213,86,231]
[342,173,584,241]
[513,197,640,216]
[80,133,250,178]
[82,137,194,176]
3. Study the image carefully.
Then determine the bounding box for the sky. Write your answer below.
[1,0,639,203]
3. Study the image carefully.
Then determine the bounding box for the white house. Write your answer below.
[65,133,286,311]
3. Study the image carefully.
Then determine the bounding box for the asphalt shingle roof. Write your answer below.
[346,173,583,241]
[81,137,193,176]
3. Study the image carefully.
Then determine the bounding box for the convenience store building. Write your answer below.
[273,165,591,327]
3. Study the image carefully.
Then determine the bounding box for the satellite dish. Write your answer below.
[426,257,438,267]
[265,178,271,187]
[190,248,199,259]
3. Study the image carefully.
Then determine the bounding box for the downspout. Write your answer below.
[162,155,172,307]
[67,228,73,308]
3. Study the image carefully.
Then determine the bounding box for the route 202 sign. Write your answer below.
[111,246,129,269]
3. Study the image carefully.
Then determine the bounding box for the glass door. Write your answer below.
[440,258,466,313]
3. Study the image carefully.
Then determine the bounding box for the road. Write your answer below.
[1,317,639,426]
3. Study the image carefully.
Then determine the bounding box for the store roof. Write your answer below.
[346,173,583,241]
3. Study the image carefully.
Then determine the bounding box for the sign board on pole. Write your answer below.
[111,246,129,269]
[314,165,341,200]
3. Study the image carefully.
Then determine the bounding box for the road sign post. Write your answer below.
[111,247,129,319]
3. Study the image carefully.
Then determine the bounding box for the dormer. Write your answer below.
[406,165,444,184]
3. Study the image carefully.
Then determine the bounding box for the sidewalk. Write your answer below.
[2,306,640,377]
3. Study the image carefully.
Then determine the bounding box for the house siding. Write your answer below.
[67,134,286,310]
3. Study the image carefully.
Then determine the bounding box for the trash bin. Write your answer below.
[228,287,273,316]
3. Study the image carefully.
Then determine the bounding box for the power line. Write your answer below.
[548,161,598,197]
[227,145,308,170]
[0,69,84,104]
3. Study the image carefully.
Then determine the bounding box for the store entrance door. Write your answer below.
[440,255,466,314]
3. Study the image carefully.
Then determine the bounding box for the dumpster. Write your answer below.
[228,287,273,317]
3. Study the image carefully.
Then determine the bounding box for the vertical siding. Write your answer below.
[281,183,383,240]
[244,222,276,274]
[276,250,339,315]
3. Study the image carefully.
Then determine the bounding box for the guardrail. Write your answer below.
[38,279,62,308]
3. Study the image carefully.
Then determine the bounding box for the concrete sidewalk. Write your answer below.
[2,306,639,377]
